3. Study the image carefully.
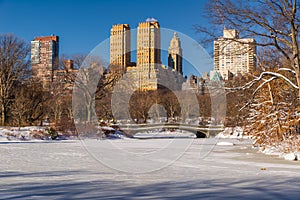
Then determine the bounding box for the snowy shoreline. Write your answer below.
[1,125,299,162]
[216,126,300,161]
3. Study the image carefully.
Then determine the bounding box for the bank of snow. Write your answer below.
[0,126,132,142]
[216,126,300,161]
[261,146,300,161]
[0,126,47,141]
[215,127,250,139]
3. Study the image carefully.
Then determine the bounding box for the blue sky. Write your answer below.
[0,0,213,75]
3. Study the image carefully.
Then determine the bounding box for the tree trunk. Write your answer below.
[295,70,300,99]
[86,101,93,123]
[18,117,21,131]
[290,3,300,99]
[87,107,91,122]
[1,103,5,126]
[291,43,300,99]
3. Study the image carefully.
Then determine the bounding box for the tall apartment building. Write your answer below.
[168,32,182,75]
[213,29,256,80]
[31,35,59,87]
[110,19,185,91]
[110,24,131,72]
[136,18,161,90]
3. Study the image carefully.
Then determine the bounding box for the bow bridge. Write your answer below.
[117,123,224,138]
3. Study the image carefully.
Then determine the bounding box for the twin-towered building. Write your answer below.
[110,18,184,91]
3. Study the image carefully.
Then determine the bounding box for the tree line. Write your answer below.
[0,33,273,133]
[0,35,216,134]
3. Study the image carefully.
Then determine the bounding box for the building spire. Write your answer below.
[168,32,182,75]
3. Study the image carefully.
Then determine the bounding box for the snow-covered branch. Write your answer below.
[259,71,299,89]
[253,76,277,96]
[277,68,296,74]
[226,70,299,92]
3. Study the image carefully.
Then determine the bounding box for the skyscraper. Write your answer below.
[168,32,182,75]
[111,19,185,91]
[31,35,59,87]
[213,29,256,80]
[110,24,131,73]
[136,18,161,90]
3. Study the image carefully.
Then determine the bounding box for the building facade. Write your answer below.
[31,35,59,88]
[182,74,209,94]
[136,18,162,90]
[53,59,79,89]
[110,24,131,73]
[168,32,182,75]
[213,29,256,80]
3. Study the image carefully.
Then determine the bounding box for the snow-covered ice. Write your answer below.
[1,136,300,199]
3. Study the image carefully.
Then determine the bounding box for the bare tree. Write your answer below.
[0,34,30,125]
[224,75,254,127]
[160,90,180,122]
[130,91,155,123]
[70,54,120,123]
[196,0,300,97]
[11,80,44,128]
[72,57,102,123]
[48,82,67,125]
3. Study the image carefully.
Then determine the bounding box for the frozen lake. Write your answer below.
[1,138,300,199]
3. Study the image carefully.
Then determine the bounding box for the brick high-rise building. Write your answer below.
[31,35,59,87]
[110,24,131,73]
[213,29,256,80]
[136,18,161,90]
[168,32,182,75]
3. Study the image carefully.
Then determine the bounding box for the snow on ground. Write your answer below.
[134,129,196,139]
[215,126,251,139]
[0,126,47,141]
[216,141,234,146]
[1,137,300,199]
[216,127,300,161]
[262,146,300,161]
[0,126,131,141]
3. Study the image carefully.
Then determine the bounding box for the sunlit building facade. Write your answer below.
[136,18,161,90]
[110,24,131,73]
[31,35,59,88]
[214,29,256,80]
